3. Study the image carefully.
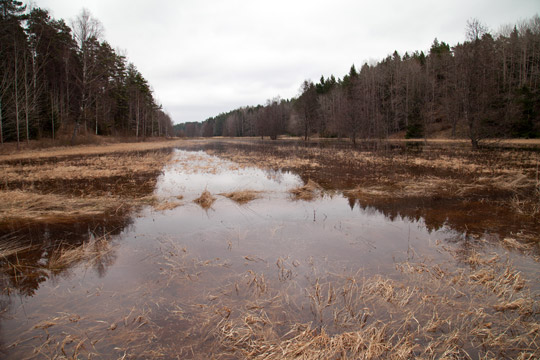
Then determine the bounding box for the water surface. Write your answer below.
[1,149,536,358]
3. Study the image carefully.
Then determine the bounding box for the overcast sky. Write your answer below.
[32,0,539,124]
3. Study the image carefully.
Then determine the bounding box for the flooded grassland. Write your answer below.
[0,139,539,359]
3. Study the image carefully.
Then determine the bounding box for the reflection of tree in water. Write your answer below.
[88,233,118,278]
[0,215,132,297]
[347,195,539,254]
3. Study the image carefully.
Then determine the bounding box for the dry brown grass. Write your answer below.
[0,152,172,183]
[1,190,117,220]
[5,235,538,359]
[153,200,183,212]
[0,143,177,224]
[0,190,154,224]
[221,190,261,204]
[0,238,36,258]
[0,138,184,162]
[212,247,539,359]
[194,190,216,209]
[289,179,323,201]
[198,139,540,226]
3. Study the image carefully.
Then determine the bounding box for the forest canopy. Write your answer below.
[177,15,540,148]
[0,0,173,147]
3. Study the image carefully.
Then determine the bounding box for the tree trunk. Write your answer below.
[303,109,308,141]
[51,92,55,140]
[465,110,479,149]
[65,55,70,126]
[71,121,79,145]
[0,98,3,145]
[31,48,40,137]
[95,98,98,135]
[135,94,140,138]
[14,42,20,150]
[24,51,30,143]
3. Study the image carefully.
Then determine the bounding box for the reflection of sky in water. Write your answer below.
[0,149,476,357]
[144,149,454,272]
[154,150,302,200]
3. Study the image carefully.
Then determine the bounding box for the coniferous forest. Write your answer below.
[177,16,540,148]
[0,1,173,147]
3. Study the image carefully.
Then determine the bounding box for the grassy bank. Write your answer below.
[0,139,184,225]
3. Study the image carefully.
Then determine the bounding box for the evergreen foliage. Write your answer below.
[0,2,173,145]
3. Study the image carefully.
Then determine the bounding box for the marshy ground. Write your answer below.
[0,138,539,359]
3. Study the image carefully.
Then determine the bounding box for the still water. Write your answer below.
[0,149,527,358]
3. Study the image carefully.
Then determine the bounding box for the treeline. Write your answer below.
[0,1,173,147]
[176,97,293,140]
[178,16,540,148]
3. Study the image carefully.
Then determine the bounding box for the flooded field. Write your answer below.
[1,140,539,359]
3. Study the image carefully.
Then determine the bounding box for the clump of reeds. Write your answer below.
[221,190,261,204]
[289,179,322,201]
[194,190,216,209]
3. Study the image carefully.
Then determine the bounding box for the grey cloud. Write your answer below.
[36,0,540,124]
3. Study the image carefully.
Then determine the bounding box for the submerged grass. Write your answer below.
[211,245,539,359]
[3,222,539,359]
[47,235,116,272]
[153,200,183,212]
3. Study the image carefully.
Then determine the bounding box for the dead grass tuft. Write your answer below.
[221,190,261,204]
[153,200,183,212]
[194,190,216,209]
[289,179,323,201]
[493,298,533,313]
[344,186,391,199]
